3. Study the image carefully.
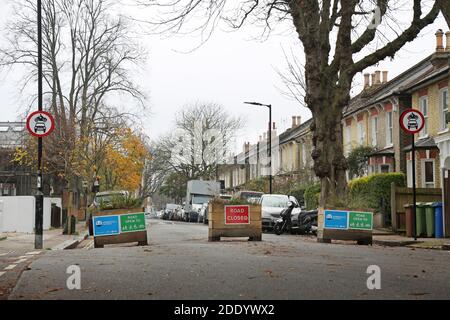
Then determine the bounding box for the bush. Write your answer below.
[348,173,406,213]
[304,183,321,210]
[99,194,143,210]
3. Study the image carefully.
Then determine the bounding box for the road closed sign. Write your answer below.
[400,109,425,134]
[26,111,55,137]
[224,205,250,225]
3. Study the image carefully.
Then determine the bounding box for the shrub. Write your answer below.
[99,194,143,210]
[348,173,406,213]
[304,183,321,210]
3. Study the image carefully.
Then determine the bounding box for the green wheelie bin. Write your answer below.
[424,202,435,238]
[415,203,426,237]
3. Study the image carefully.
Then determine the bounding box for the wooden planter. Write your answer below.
[317,207,373,245]
[93,207,148,248]
[208,202,262,241]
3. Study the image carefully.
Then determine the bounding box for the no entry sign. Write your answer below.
[224,205,250,225]
[400,109,425,134]
[26,110,55,137]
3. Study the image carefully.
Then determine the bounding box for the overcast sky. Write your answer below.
[0,1,448,154]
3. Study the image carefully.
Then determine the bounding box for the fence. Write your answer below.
[390,183,442,232]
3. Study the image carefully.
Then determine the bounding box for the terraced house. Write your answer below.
[343,29,450,189]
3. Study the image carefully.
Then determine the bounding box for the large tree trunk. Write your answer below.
[310,100,348,207]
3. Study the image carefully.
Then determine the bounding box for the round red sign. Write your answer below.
[399,109,425,134]
[26,111,55,137]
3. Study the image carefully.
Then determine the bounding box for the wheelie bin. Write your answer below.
[415,203,426,237]
[424,203,435,238]
[432,202,444,238]
[403,204,414,237]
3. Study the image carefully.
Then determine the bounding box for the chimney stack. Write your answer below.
[364,73,370,88]
[436,29,444,52]
[375,71,381,85]
[382,71,388,84]
[296,116,301,126]
[446,31,450,52]
[291,116,297,128]
[272,122,276,130]
[371,74,376,87]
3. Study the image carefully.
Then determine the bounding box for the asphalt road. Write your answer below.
[7,219,450,300]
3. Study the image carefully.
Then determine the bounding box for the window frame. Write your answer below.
[371,116,378,147]
[419,96,429,138]
[386,111,393,146]
[439,87,449,131]
[421,159,435,188]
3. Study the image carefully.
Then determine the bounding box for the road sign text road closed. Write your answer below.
[224,205,250,225]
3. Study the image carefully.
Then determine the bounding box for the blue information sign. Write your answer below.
[324,210,349,229]
[93,215,120,236]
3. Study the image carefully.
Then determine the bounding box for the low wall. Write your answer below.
[0,196,62,233]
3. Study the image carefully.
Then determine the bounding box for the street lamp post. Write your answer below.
[244,102,272,194]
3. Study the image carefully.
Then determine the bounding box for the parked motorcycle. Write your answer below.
[274,204,318,236]
[274,201,296,235]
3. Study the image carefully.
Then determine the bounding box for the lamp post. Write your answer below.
[244,101,272,194]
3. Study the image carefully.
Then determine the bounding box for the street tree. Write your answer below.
[157,102,243,181]
[140,0,449,206]
[1,0,146,193]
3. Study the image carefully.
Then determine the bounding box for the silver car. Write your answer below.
[259,194,300,230]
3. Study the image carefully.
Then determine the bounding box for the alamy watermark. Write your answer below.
[66,265,81,290]
[366,265,381,290]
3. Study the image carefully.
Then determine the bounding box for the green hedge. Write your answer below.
[304,183,321,210]
[348,173,406,213]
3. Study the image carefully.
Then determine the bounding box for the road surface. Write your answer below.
[7,219,450,299]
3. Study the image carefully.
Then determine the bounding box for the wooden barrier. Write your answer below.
[390,183,442,232]
[317,207,373,245]
[93,207,148,248]
[208,202,262,241]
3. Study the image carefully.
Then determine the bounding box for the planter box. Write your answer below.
[92,207,148,248]
[208,202,262,241]
[317,207,373,245]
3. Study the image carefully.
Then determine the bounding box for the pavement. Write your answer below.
[372,229,450,250]
[6,219,450,300]
[0,222,88,299]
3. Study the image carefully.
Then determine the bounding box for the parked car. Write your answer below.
[259,194,300,231]
[235,190,264,204]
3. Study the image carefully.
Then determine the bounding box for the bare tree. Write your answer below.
[0,0,147,191]
[156,102,243,182]
[139,0,447,205]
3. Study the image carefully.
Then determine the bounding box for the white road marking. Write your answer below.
[25,251,41,255]
[0,271,5,277]
[4,264,16,270]
[17,256,29,259]
[14,258,28,264]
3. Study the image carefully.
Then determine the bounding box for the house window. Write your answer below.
[422,160,435,188]
[371,117,378,147]
[440,88,448,131]
[386,111,393,145]
[357,122,365,145]
[419,97,428,137]
[407,160,413,187]
[380,165,390,173]
[345,125,351,153]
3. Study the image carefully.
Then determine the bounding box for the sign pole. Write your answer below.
[35,0,44,249]
[400,108,424,242]
[411,134,417,241]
